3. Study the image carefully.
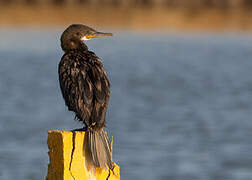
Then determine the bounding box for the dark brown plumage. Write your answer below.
[58,24,113,170]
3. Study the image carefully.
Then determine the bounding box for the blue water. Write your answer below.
[0,29,252,180]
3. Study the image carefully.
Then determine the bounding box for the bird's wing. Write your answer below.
[89,63,110,102]
[58,53,110,129]
[58,53,93,125]
[87,56,110,129]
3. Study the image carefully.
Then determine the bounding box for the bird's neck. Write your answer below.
[78,42,89,52]
[61,38,88,52]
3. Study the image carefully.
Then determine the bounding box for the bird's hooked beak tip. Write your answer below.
[82,32,113,41]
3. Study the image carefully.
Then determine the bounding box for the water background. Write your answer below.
[0,29,252,180]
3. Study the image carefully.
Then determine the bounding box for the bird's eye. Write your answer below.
[76,32,81,36]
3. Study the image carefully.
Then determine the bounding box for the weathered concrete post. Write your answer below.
[46,130,120,180]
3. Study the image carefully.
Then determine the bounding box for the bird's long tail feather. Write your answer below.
[84,129,113,170]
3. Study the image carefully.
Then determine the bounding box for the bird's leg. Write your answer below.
[71,126,87,132]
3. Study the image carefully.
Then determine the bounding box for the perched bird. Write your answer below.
[58,24,113,170]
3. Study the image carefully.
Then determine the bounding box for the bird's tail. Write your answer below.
[84,129,114,170]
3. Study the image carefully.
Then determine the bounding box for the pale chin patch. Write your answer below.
[81,36,90,41]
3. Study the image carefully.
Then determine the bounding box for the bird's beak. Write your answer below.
[86,32,113,39]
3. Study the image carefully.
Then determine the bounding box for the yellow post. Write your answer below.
[46,130,120,180]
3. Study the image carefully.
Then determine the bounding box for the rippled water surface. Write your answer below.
[0,29,252,180]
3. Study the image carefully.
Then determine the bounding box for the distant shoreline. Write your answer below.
[1,5,252,32]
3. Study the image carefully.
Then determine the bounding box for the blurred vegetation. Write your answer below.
[1,0,252,31]
[1,0,252,8]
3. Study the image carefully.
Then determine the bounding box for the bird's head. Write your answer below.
[61,24,113,52]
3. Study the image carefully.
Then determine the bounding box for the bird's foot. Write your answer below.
[71,126,87,132]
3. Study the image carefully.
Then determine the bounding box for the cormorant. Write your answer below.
[58,24,113,170]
